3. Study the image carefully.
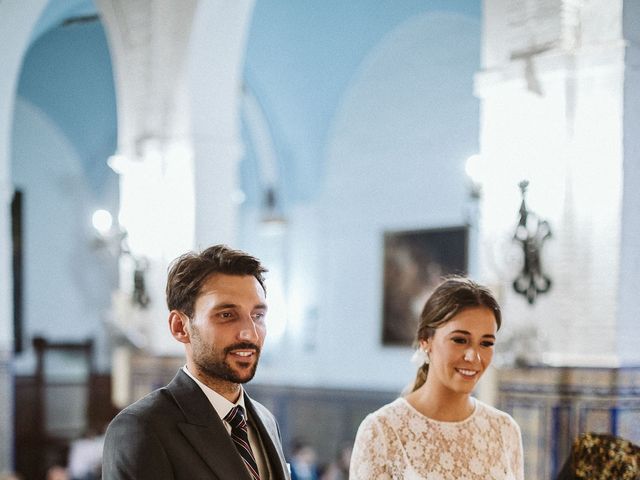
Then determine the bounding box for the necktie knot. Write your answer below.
[225,405,248,431]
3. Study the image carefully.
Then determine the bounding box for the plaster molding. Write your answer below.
[95,0,198,155]
[475,40,626,98]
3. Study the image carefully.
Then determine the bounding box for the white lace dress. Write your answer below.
[349,397,524,480]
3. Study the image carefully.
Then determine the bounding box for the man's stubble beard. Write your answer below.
[190,325,261,384]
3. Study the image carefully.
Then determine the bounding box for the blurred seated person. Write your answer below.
[68,428,105,480]
[320,442,352,480]
[0,472,22,480]
[45,465,68,480]
[290,439,319,480]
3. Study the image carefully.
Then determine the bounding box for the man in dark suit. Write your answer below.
[103,245,290,480]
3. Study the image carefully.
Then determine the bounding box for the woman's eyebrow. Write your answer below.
[448,329,471,335]
[448,329,496,339]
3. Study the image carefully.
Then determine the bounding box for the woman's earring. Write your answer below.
[411,348,430,366]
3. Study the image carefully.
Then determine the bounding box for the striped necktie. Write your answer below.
[224,405,261,480]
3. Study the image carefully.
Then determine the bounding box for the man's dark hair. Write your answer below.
[166,244,267,318]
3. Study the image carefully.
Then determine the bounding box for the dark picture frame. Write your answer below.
[12,190,24,353]
[381,226,468,346]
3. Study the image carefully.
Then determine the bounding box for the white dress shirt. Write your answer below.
[183,366,271,479]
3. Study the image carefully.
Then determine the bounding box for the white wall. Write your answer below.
[249,11,481,391]
[11,98,116,372]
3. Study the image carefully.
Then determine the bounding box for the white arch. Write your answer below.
[243,86,280,189]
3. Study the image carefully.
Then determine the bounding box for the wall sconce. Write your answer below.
[91,209,125,256]
[91,209,150,309]
[512,180,552,304]
[465,154,483,199]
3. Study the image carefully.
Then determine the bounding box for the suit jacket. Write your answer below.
[102,369,290,480]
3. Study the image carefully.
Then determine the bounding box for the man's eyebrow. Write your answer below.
[448,329,496,339]
[213,303,239,310]
[213,303,267,310]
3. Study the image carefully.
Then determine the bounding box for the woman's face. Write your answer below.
[421,306,497,396]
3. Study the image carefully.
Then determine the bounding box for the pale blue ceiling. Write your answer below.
[30,0,98,43]
[19,0,481,207]
[242,0,481,204]
[18,1,116,196]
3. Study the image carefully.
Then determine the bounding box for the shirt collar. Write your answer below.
[182,365,246,420]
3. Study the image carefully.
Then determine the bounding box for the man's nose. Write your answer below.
[238,315,259,342]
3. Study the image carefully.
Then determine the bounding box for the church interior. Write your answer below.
[1,0,640,479]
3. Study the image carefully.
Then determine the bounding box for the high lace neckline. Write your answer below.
[400,396,478,425]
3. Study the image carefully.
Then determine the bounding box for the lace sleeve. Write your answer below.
[349,414,395,480]
[503,415,525,480]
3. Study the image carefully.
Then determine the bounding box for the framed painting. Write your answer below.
[12,190,23,353]
[381,226,468,346]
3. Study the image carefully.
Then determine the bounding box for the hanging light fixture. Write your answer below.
[260,186,287,234]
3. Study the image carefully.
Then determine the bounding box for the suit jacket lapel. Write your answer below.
[244,394,289,480]
[166,370,252,480]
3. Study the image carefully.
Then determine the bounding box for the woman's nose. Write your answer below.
[464,348,480,362]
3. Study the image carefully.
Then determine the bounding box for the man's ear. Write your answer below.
[169,310,191,344]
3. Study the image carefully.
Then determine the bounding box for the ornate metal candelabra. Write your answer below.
[512,180,552,304]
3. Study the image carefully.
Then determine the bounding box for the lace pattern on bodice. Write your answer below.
[349,398,524,480]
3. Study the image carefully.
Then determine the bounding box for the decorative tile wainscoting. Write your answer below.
[497,366,640,480]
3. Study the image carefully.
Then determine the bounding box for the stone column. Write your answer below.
[187,0,256,247]
[476,0,640,366]
[96,1,200,406]
[96,0,256,403]
[478,4,640,476]
[476,0,628,367]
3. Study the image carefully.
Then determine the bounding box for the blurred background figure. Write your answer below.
[0,472,22,480]
[290,439,320,480]
[320,442,352,480]
[67,428,105,480]
[45,466,68,480]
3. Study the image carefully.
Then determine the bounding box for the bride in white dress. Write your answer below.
[350,277,524,480]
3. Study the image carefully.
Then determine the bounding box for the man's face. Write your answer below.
[185,273,267,385]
